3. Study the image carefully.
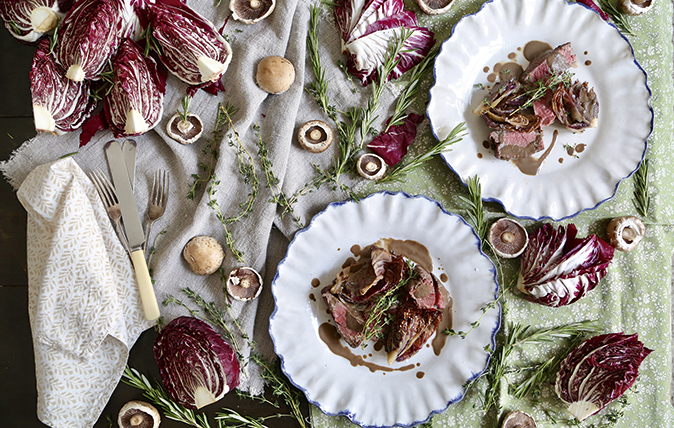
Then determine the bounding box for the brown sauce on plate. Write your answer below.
[512,130,558,176]
[523,40,553,61]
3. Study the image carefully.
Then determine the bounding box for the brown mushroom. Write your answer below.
[255,56,295,94]
[118,400,160,428]
[356,153,387,180]
[488,218,528,258]
[226,267,263,301]
[606,216,645,252]
[416,0,454,15]
[501,410,536,428]
[620,0,653,15]
[183,235,225,276]
[230,0,275,24]
[298,120,333,153]
[166,112,203,145]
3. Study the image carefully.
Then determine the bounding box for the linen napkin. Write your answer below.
[16,157,154,428]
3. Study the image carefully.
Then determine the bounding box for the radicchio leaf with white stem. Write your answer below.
[517,223,614,307]
[0,0,64,42]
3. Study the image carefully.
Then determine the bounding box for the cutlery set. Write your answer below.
[88,139,168,321]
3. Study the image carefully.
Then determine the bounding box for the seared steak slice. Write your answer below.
[385,304,442,364]
[533,90,556,127]
[490,128,544,160]
[520,42,577,84]
[405,265,446,310]
[322,289,367,348]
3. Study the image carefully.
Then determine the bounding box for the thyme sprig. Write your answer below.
[633,158,650,218]
[379,122,467,183]
[598,0,635,36]
[518,71,572,111]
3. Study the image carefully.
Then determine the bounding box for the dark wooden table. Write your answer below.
[0,29,307,428]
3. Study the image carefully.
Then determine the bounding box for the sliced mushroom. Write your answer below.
[606,216,645,252]
[416,0,454,15]
[255,56,295,94]
[488,218,528,258]
[620,0,653,15]
[298,120,333,153]
[118,400,160,428]
[183,235,225,276]
[226,267,263,301]
[356,153,387,180]
[501,410,536,428]
[166,112,204,145]
[230,0,275,24]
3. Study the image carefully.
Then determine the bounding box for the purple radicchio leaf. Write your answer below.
[30,38,97,134]
[153,316,240,410]
[54,0,130,82]
[575,0,610,21]
[555,332,652,421]
[334,0,405,47]
[0,0,63,42]
[147,0,232,89]
[516,223,614,307]
[104,38,165,138]
[367,113,424,166]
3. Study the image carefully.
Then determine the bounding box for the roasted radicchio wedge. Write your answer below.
[517,223,614,307]
[147,0,232,90]
[0,0,65,42]
[552,80,599,133]
[154,316,240,410]
[30,38,96,134]
[555,333,652,421]
[334,0,434,86]
[105,38,164,137]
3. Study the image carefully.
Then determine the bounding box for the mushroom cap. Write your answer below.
[606,215,645,252]
[118,400,160,428]
[226,267,263,301]
[166,112,204,145]
[619,0,653,15]
[501,410,536,428]
[298,120,333,153]
[230,0,275,24]
[488,218,528,258]
[356,153,387,180]
[255,56,295,94]
[183,235,225,276]
[416,0,454,15]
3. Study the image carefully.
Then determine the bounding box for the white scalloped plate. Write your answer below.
[269,192,500,427]
[428,0,651,220]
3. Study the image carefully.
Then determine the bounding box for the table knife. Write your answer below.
[122,139,136,189]
[104,140,160,321]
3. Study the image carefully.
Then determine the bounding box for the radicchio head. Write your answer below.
[0,0,63,42]
[517,223,614,307]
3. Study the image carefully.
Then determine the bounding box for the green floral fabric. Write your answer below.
[309,0,674,426]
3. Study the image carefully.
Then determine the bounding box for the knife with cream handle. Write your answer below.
[104,140,160,321]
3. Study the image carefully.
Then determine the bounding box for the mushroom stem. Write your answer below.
[130,414,144,427]
[622,227,637,242]
[178,119,194,134]
[250,0,261,8]
[309,129,322,141]
[501,231,515,244]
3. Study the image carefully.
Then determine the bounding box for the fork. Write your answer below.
[89,169,131,254]
[144,169,169,251]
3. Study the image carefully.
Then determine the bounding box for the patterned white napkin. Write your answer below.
[16,158,154,428]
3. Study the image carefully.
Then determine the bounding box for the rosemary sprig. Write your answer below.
[458,174,488,245]
[632,158,650,218]
[597,0,635,36]
[141,24,162,57]
[215,409,283,428]
[380,122,467,184]
[122,366,213,428]
[306,4,337,121]
[178,95,193,122]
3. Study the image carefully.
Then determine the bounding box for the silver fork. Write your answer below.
[144,169,169,251]
[89,169,131,254]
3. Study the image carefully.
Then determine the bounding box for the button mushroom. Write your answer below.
[416,0,454,15]
[501,410,536,428]
[356,153,387,180]
[166,112,203,145]
[298,120,333,153]
[183,235,225,276]
[488,218,528,258]
[230,0,275,24]
[226,267,263,301]
[620,0,653,15]
[255,56,295,94]
[606,215,645,252]
[118,400,160,428]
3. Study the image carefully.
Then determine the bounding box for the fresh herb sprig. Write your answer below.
[633,158,650,218]
[178,95,193,123]
[598,0,635,36]
[306,4,337,121]
[458,174,489,245]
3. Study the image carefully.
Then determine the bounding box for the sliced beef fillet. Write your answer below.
[520,42,577,84]
[490,128,544,160]
[385,304,442,364]
[322,289,368,348]
[533,90,556,127]
[405,265,446,310]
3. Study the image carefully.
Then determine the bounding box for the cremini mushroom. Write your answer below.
[619,0,653,15]
[255,56,295,94]
[606,215,645,252]
[501,410,536,428]
[230,0,275,24]
[488,218,528,258]
[298,120,333,153]
[183,235,225,276]
[226,267,263,301]
[356,153,387,180]
[166,112,203,145]
[416,0,454,15]
[118,400,160,428]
